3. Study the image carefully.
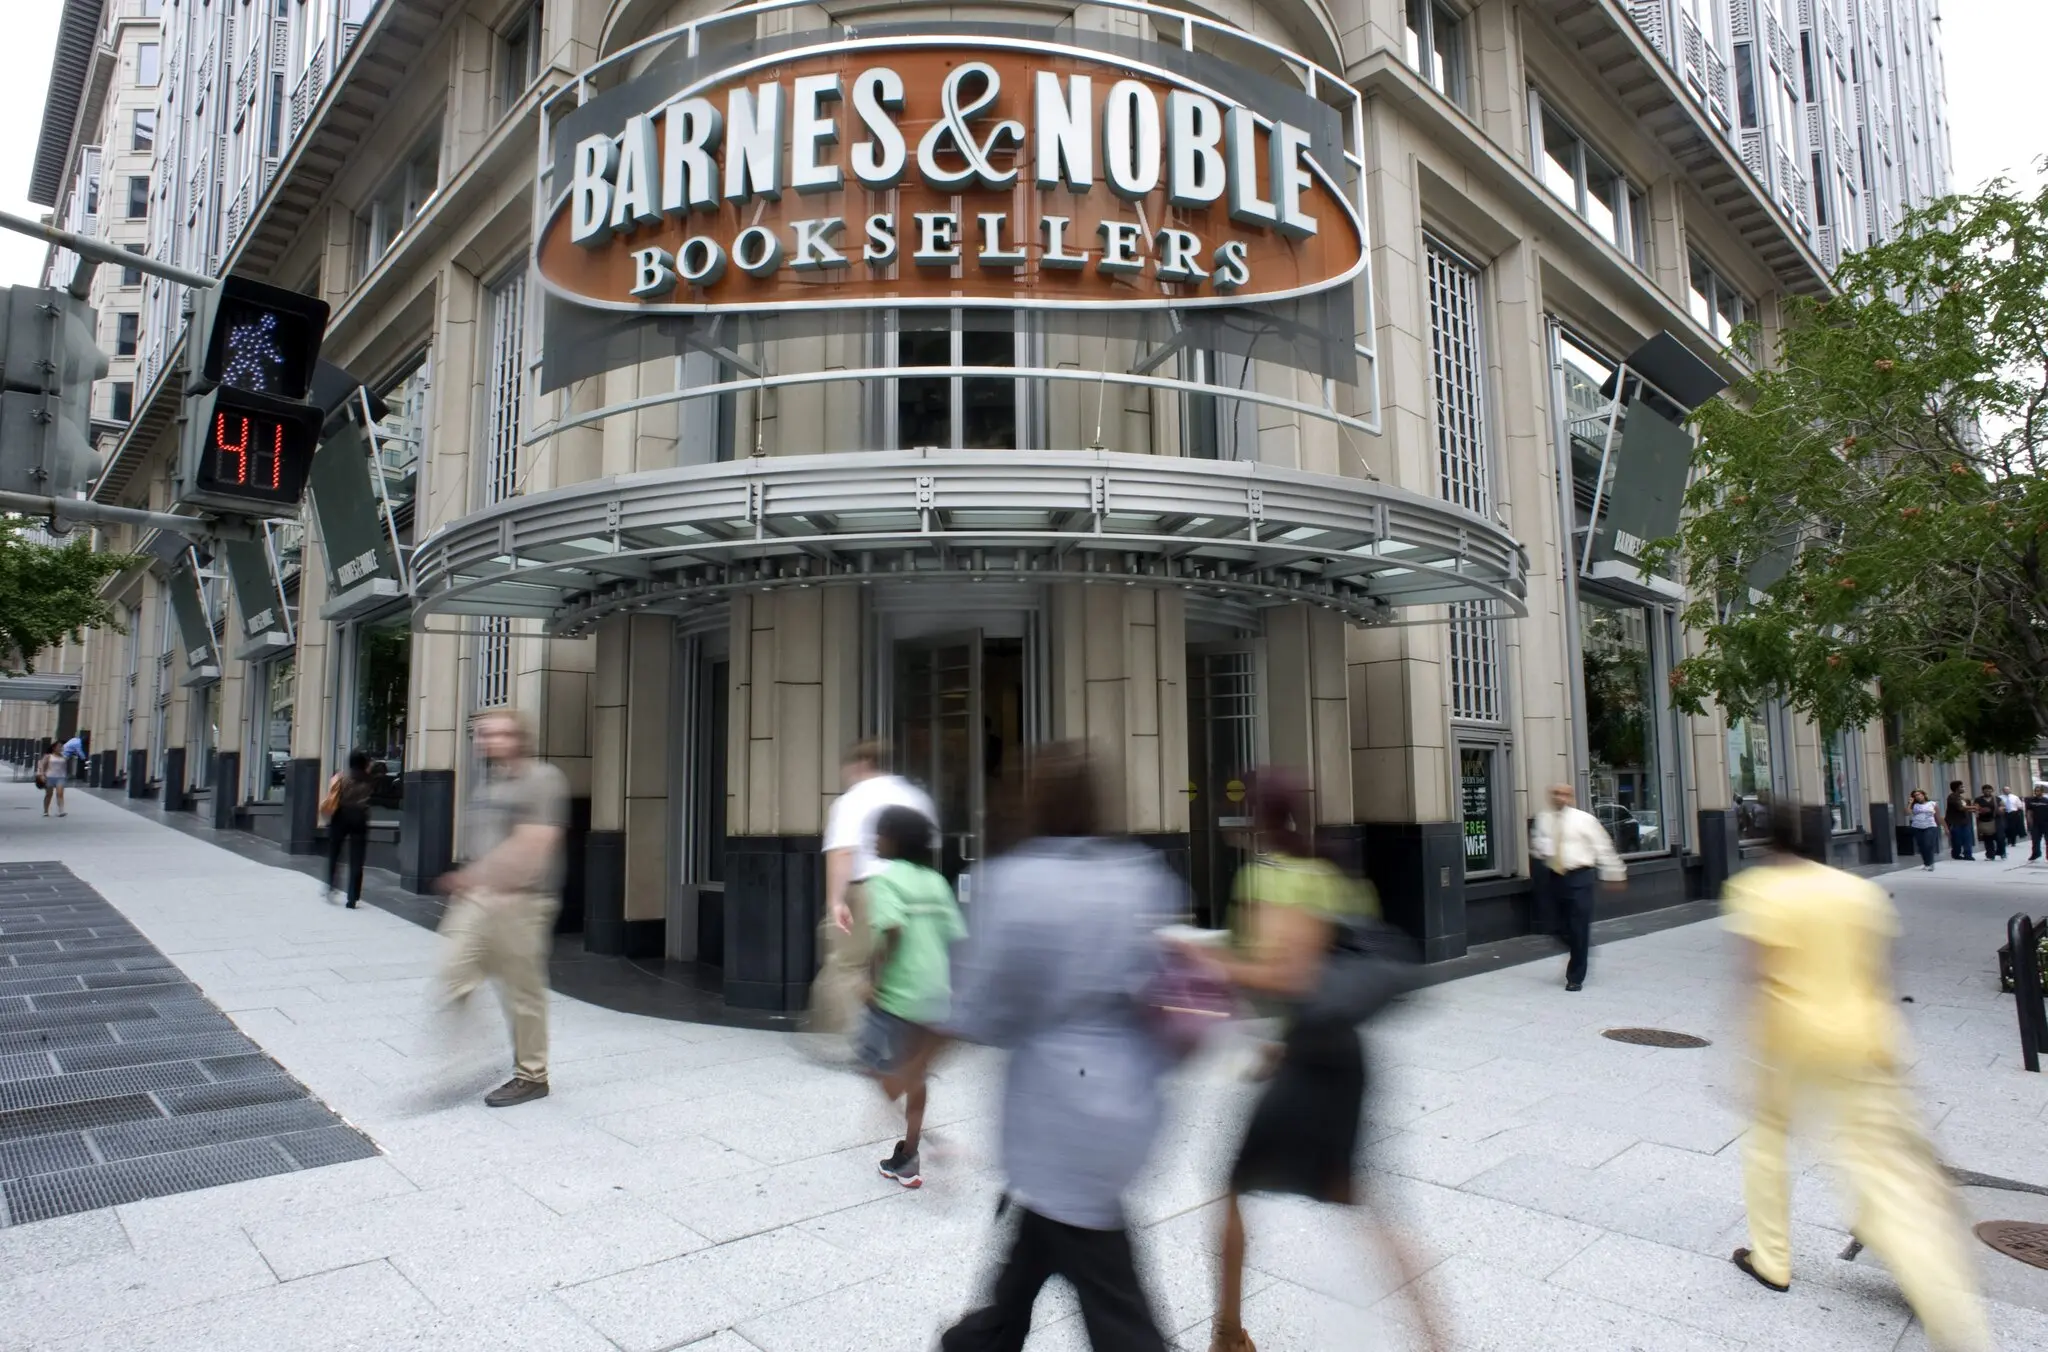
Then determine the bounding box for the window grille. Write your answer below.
[1425,240,1489,514]
[476,616,512,711]
[1448,601,1501,724]
[1427,239,1502,725]
[483,272,526,505]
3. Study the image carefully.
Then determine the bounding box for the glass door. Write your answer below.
[1188,647,1256,929]
[895,632,984,883]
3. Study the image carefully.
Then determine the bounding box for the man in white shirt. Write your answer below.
[810,740,939,1038]
[1530,783,1627,992]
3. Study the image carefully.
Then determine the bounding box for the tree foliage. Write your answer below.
[0,517,140,673]
[1660,178,2048,758]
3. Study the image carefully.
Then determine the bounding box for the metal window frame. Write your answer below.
[1455,736,1509,878]
[483,267,528,507]
[1405,0,1470,107]
[884,308,1033,453]
[1528,91,1649,266]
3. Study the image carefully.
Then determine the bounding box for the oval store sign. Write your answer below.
[538,37,1367,313]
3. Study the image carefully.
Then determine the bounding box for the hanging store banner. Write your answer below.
[221,537,293,660]
[1593,396,1694,568]
[168,551,222,686]
[539,29,1366,316]
[308,419,403,620]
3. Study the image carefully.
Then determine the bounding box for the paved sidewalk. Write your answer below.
[1,786,2044,1351]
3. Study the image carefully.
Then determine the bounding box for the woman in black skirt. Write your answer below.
[1181,772,1443,1352]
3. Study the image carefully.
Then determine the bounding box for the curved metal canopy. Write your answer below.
[409,452,1528,635]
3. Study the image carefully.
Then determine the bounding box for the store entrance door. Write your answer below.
[1188,647,1256,928]
[894,631,1025,884]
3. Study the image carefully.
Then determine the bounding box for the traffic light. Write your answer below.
[0,285,109,497]
[175,276,331,518]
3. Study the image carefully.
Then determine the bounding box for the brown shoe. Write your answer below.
[1731,1247,1788,1292]
[485,1076,549,1108]
[1209,1326,1256,1352]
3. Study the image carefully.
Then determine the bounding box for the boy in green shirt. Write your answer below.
[855,804,964,1189]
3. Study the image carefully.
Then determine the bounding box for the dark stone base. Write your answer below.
[583,830,627,955]
[211,752,240,829]
[161,748,188,814]
[398,769,455,892]
[1361,820,1467,962]
[1697,807,1740,897]
[698,889,725,968]
[1866,802,1895,865]
[724,835,823,1012]
[622,919,665,959]
[559,797,593,935]
[97,749,119,788]
[284,758,322,855]
[126,750,151,799]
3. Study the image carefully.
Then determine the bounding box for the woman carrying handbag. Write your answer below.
[323,751,375,907]
[37,741,67,817]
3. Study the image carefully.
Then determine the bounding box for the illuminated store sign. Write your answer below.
[539,38,1368,312]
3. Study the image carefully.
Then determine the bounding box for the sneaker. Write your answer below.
[1565,981,1583,992]
[879,1140,923,1189]
[484,1076,550,1108]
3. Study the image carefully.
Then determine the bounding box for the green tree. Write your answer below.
[0,517,140,673]
[1661,178,2048,758]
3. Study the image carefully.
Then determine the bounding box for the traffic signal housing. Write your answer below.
[0,285,109,497]
[175,276,331,518]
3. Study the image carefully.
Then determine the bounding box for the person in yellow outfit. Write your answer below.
[1721,804,1989,1351]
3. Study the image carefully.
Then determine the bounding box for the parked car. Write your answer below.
[1593,801,1642,853]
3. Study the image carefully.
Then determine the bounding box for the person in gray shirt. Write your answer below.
[436,709,568,1108]
[891,744,1178,1352]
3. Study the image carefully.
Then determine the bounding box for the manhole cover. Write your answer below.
[1976,1221,2048,1270]
[1602,1027,1711,1048]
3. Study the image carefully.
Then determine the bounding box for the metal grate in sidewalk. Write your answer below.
[0,861,377,1226]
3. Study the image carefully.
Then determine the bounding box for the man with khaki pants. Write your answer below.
[437,709,569,1108]
[812,741,936,1039]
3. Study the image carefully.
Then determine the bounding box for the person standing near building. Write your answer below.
[1974,784,2005,861]
[2000,785,2025,850]
[1723,805,1989,1351]
[813,740,936,1040]
[323,751,374,908]
[2027,783,2048,862]
[1530,784,1626,991]
[1905,789,1941,871]
[856,804,963,1190]
[889,745,1181,1352]
[37,742,67,817]
[435,709,568,1108]
[1943,781,1975,861]
[1190,771,1445,1352]
[60,731,85,780]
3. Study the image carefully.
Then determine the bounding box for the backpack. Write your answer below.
[1297,915,1422,1028]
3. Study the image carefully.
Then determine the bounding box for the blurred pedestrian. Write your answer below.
[1943,781,1974,860]
[1187,771,1443,1352]
[1723,804,1989,1350]
[892,744,1180,1352]
[814,740,936,1040]
[322,750,374,908]
[61,731,85,780]
[857,804,963,1190]
[1905,789,1940,871]
[2027,783,2048,861]
[2000,785,2024,849]
[1529,783,1626,991]
[1974,784,2004,861]
[435,709,568,1108]
[37,741,66,817]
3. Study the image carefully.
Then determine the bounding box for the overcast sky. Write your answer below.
[0,0,2040,291]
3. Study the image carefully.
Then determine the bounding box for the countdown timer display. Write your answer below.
[190,394,323,508]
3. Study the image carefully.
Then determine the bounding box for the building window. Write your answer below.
[483,272,526,505]
[351,614,410,808]
[121,245,143,287]
[1733,43,1759,129]
[137,42,159,87]
[1459,744,1500,875]
[372,352,431,508]
[84,168,100,218]
[1687,249,1751,349]
[126,176,149,219]
[1425,239,1489,513]
[110,381,134,423]
[1532,97,1647,262]
[891,310,1019,450]
[267,73,285,159]
[355,130,441,276]
[132,109,155,152]
[113,312,139,357]
[476,616,512,711]
[1449,604,1501,723]
[1404,0,1466,105]
[257,654,294,802]
[1728,710,1777,839]
[499,3,542,111]
[1582,595,1667,854]
[1823,728,1857,832]
[1184,350,1255,462]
